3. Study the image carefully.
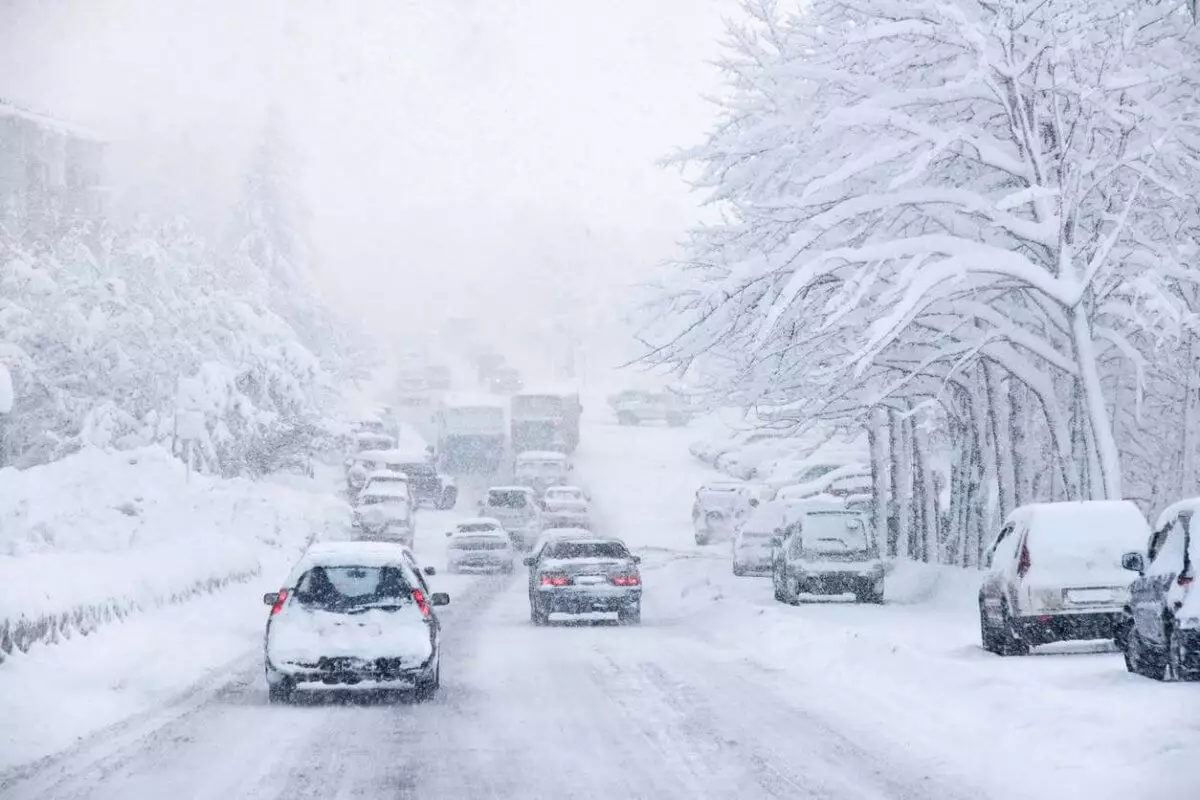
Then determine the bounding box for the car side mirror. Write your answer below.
[445,531,454,538]
[263,592,279,606]
[424,566,437,576]
[522,556,536,567]
[631,555,641,564]
[1121,551,1145,573]
[430,592,450,607]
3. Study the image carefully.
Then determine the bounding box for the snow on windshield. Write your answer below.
[295,566,413,610]
[798,514,870,553]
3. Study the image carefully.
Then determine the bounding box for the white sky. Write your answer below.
[0,0,733,364]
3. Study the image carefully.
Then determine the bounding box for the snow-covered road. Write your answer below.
[2,417,1196,799]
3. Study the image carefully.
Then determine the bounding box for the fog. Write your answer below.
[1,0,730,369]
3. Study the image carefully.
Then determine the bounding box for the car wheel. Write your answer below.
[619,603,642,625]
[1165,624,1199,682]
[440,488,458,510]
[998,604,1030,656]
[695,533,710,546]
[858,581,885,605]
[979,601,1000,654]
[617,411,639,426]
[267,678,294,705]
[415,662,440,702]
[665,414,685,427]
[732,563,746,577]
[772,569,787,602]
[530,601,549,626]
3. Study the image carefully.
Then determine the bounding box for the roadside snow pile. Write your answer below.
[0,446,348,661]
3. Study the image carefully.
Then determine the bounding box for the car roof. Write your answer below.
[487,485,536,493]
[541,537,628,550]
[456,516,504,528]
[544,485,584,493]
[366,470,408,480]
[1154,497,1200,530]
[361,485,410,498]
[357,448,428,462]
[289,542,418,577]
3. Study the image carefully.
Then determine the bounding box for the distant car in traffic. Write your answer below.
[480,486,543,550]
[262,541,448,703]
[608,389,691,427]
[353,485,416,548]
[360,470,415,508]
[771,505,884,604]
[1118,498,1200,681]
[525,536,642,625]
[692,481,757,545]
[489,366,524,394]
[541,485,591,513]
[446,518,516,574]
[513,450,572,495]
[979,501,1148,656]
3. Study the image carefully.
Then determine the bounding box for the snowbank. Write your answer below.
[0,446,348,661]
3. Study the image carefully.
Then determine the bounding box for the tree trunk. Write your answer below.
[984,362,1015,519]
[868,408,889,554]
[887,408,901,557]
[1070,305,1122,498]
[1008,379,1028,507]
[893,409,913,560]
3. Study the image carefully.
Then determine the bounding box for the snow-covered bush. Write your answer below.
[649,0,1200,563]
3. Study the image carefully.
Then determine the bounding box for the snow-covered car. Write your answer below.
[692,481,758,545]
[424,364,453,391]
[713,430,797,480]
[775,463,871,501]
[524,536,642,625]
[489,366,524,394]
[262,541,448,703]
[388,456,457,509]
[359,470,415,507]
[395,371,431,405]
[513,450,572,495]
[541,508,592,531]
[608,389,691,427]
[353,486,416,548]
[732,501,792,576]
[771,505,884,604]
[480,486,543,550]
[445,518,515,574]
[1118,498,1200,681]
[979,501,1149,656]
[541,485,591,513]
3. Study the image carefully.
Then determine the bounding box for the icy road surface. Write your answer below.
[3,418,1196,799]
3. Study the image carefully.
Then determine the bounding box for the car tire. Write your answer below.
[732,563,746,577]
[530,601,549,626]
[695,533,710,546]
[267,678,294,705]
[859,581,885,605]
[1165,623,1199,682]
[666,414,686,427]
[415,662,440,702]
[772,569,787,602]
[1125,627,1162,678]
[619,603,642,625]
[617,411,639,426]
[979,602,1003,654]
[998,604,1030,656]
[439,488,458,510]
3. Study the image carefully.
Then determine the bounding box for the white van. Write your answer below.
[979,500,1149,655]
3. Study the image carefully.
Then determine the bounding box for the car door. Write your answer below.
[980,523,1016,614]
[1134,515,1184,648]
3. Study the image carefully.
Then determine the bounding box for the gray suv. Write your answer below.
[771,509,884,604]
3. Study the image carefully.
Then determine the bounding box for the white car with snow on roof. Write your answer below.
[445,518,516,574]
[479,486,543,550]
[979,500,1149,656]
[692,481,758,545]
[262,541,447,703]
[770,505,884,604]
[352,485,416,548]
[513,450,572,495]
[541,485,591,513]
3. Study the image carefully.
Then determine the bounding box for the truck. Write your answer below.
[510,389,582,454]
[435,393,507,473]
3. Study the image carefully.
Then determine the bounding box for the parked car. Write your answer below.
[489,366,524,395]
[1117,498,1200,681]
[395,371,431,405]
[359,470,415,508]
[262,541,447,703]
[389,456,457,510]
[732,502,791,576]
[771,505,884,604]
[480,486,543,550]
[446,518,516,574]
[608,389,691,426]
[524,536,642,625]
[774,463,871,501]
[979,500,1149,656]
[542,508,592,531]
[692,481,757,545]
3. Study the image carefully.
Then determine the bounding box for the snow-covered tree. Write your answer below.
[649,0,1200,562]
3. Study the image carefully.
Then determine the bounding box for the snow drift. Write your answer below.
[0,446,348,661]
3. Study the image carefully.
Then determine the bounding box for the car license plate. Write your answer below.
[1067,588,1116,604]
[574,575,605,585]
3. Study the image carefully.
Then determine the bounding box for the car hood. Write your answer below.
[269,608,432,665]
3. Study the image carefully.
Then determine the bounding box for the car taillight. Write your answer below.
[1179,573,1194,587]
[611,574,641,586]
[412,589,430,617]
[540,574,568,587]
[1017,542,1031,578]
[270,589,288,615]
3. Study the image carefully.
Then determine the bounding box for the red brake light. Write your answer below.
[270,589,288,615]
[539,574,569,587]
[611,574,641,586]
[1017,542,1031,578]
[1179,574,1194,587]
[412,588,430,617]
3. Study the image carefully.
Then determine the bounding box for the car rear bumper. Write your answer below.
[733,557,772,574]
[267,655,434,688]
[535,586,641,613]
[798,572,880,594]
[1016,611,1121,644]
[450,555,512,570]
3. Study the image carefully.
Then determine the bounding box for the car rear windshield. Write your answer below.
[459,522,499,532]
[293,565,414,611]
[798,513,870,553]
[488,491,528,509]
[741,530,776,540]
[392,463,434,477]
[543,541,629,560]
